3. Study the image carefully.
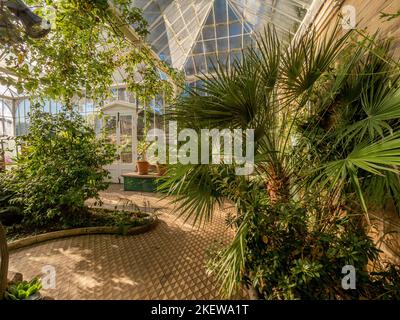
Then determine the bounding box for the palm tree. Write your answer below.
[159,21,400,296]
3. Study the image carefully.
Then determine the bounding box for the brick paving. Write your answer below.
[8,185,237,300]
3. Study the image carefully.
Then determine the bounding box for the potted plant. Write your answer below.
[136,140,150,175]
[156,161,167,176]
[4,277,42,300]
[154,145,168,176]
[136,104,153,175]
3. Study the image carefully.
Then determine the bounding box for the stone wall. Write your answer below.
[310,0,400,45]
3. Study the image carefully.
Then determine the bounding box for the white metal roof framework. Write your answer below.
[133,0,313,81]
[0,0,314,99]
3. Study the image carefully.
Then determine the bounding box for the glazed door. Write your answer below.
[118,114,135,179]
[103,110,136,183]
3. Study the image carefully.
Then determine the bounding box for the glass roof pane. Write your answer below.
[217,38,229,52]
[193,42,204,55]
[202,26,215,40]
[216,24,228,38]
[229,36,241,49]
[133,0,313,79]
[214,0,228,24]
[205,9,214,25]
[185,57,196,76]
[229,22,242,37]
[227,4,237,20]
[182,0,254,77]
[204,39,217,52]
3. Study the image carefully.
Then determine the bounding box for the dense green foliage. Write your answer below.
[160,22,400,299]
[202,170,400,300]
[5,278,42,300]
[297,37,400,219]
[2,106,116,226]
[0,186,23,226]
[0,0,182,106]
[0,1,170,231]
[237,197,400,299]
[54,207,150,232]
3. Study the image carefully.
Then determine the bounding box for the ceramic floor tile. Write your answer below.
[8,185,242,300]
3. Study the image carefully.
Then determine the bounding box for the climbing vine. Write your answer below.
[0,0,182,107]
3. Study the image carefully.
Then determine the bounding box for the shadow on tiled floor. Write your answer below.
[9,185,239,300]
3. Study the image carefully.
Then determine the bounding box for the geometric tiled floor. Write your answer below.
[8,185,239,300]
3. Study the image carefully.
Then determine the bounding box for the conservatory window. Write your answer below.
[0,100,13,137]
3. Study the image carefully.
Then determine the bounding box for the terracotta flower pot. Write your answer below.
[156,163,167,176]
[136,160,150,175]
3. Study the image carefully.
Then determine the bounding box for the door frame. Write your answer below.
[101,101,137,183]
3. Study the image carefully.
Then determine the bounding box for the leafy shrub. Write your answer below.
[204,173,400,300]
[0,180,23,226]
[163,25,400,299]
[241,201,400,300]
[63,207,151,234]
[3,105,116,226]
[5,278,42,300]
[110,211,147,235]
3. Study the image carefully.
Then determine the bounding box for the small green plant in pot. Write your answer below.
[5,277,42,300]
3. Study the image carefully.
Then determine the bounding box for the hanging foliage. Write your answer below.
[0,0,183,106]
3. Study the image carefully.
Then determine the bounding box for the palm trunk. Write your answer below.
[0,223,9,300]
[265,165,290,204]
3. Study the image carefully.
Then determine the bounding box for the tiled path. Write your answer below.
[8,185,238,300]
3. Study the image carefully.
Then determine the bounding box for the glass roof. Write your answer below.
[133,0,313,79]
[0,0,313,98]
[0,84,23,99]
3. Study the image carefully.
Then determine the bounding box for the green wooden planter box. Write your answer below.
[122,173,163,192]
